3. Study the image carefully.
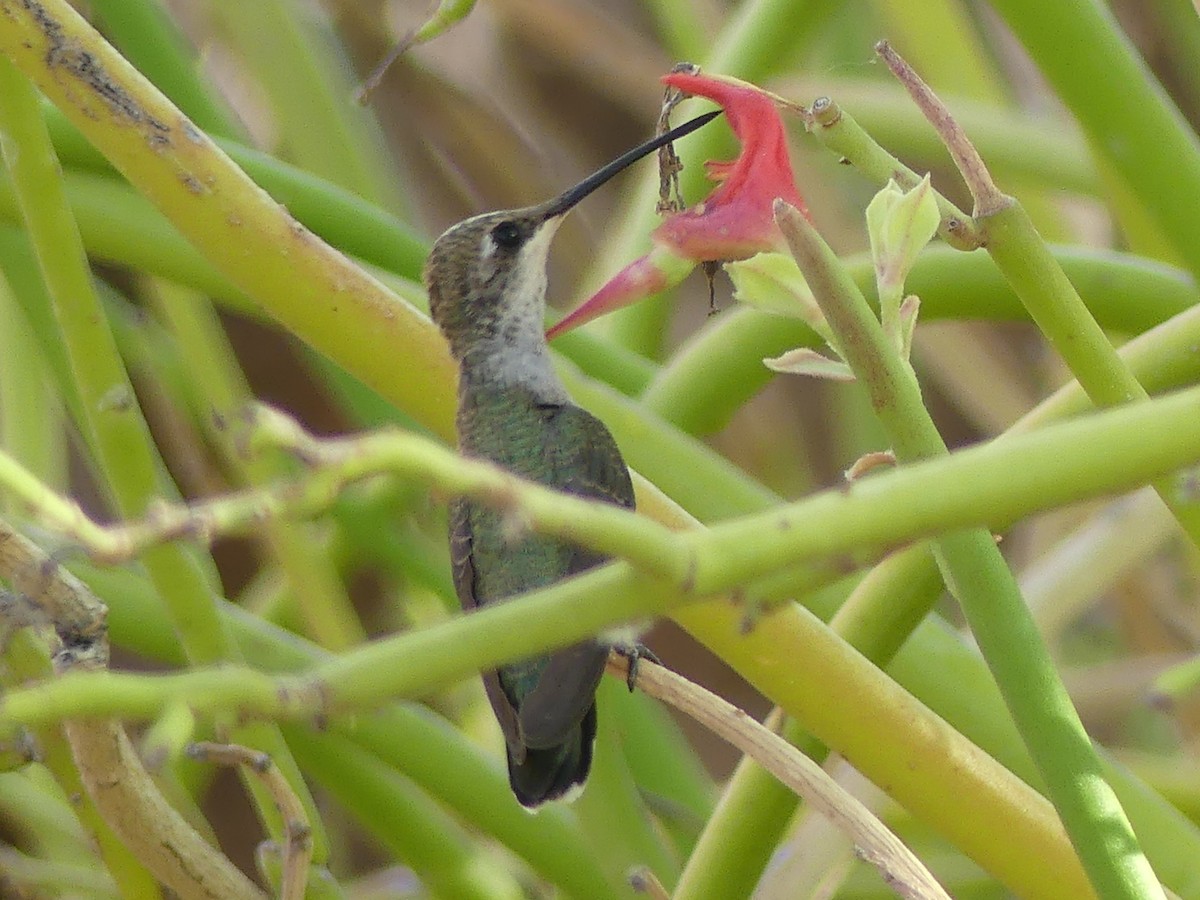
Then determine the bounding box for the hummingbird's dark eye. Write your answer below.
[491,220,522,250]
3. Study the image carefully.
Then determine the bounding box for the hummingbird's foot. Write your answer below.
[614,643,661,692]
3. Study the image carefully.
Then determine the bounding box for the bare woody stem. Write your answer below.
[187,743,313,900]
[606,654,950,900]
[875,40,1009,216]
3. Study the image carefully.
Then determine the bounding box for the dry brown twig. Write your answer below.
[875,40,1009,217]
[607,653,951,900]
[187,742,314,900]
[0,520,266,900]
[656,61,702,213]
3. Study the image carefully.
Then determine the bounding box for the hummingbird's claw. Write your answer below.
[615,643,661,692]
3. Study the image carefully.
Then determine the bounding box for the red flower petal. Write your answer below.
[545,246,693,340]
[548,71,809,339]
[651,71,808,261]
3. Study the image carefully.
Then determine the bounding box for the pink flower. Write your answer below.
[547,71,809,339]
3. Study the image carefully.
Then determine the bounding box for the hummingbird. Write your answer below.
[425,110,719,806]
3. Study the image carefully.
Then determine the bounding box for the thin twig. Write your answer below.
[187,743,313,900]
[656,61,701,213]
[607,654,951,900]
[356,0,478,104]
[875,41,1009,217]
[356,20,424,104]
[629,865,671,899]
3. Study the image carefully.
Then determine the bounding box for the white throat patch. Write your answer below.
[474,218,569,403]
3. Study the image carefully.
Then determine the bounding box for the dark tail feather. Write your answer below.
[508,705,598,808]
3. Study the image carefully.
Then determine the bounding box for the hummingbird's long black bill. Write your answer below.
[539,109,721,219]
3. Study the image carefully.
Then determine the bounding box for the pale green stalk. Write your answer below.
[288,731,526,900]
[778,78,1098,194]
[575,691,682,889]
[0,56,227,664]
[979,202,1200,546]
[986,0,1200,280]
[0,268,62,493]
[149,280,365,651]
[207,0,399,208]
[0,50,328,863]
[772,201,1160,898]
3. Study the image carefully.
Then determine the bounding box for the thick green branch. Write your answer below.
[4,381,1200,730]
[0,49,328,863]
[3,382,1199,628]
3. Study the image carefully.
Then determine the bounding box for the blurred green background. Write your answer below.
[2,0,1200,897]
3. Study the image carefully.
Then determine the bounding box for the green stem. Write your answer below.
[76,552,1200,898]
[1,571,1094,896]
[149,280,365,651]
[0,47,329,865]
[6,357,1200,623]
[676,555,945,898]
[340,713,621,899]
[0,0,458,440]
[644,244,1197,435]
[0,267,63,494]
[287,731,525,900]
[822,49,1200,572]
[8,376,1200,726]
[981,203,1200,548]
[41,105,427,279]
[984,204,1142,403]
[0,54,230,663]
[702,298,1200,896]
[575,686,681,889]
[81,560,630,899]
[986,0,1200,280]
[782,78,1098,194]
[672,709,820,900]
[808,99,982,248]
[86,0,240,138]
[773,201,1160,898]
[207,0,398,207]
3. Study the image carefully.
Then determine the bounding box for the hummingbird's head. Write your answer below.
[425,204,563,362]
[425,108,723,361]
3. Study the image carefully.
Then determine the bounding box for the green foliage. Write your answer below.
[0,0,1199,897]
